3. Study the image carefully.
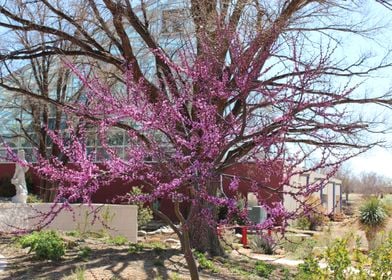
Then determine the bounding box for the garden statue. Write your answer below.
[11,150,29,204]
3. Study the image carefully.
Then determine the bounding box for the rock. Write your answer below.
[164,238,181,249]
[164,238,180,244]
[137,230,147,236]
[147,229,162,235]
[161,226,174,234]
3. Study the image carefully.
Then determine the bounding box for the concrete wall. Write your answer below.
[0,203,138,242]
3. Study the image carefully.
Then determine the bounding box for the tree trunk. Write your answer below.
[365,229,378,251]
[181,230,200,280]
[155,205,200,280]
[187,202,225,256]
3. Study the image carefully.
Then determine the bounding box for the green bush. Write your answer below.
[18,230,66,260]
[370,232,392,280]
[107,235,128,246]
[145,241,166,254]
[129,187,153,228]
[324,238,351,280]
[294,234,392,280]
[254,261,275,278]
[295,216,311,230]
[194,251,217,272]
[296,256,321,280]
[27,194,43,203]
[128,243,144,254]
[78,246,92,261]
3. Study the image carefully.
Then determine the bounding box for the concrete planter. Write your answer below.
[0,203,138,242]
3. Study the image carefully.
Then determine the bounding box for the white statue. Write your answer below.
[11,150,29,204]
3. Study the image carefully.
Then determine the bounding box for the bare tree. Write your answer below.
[0,7,86,200]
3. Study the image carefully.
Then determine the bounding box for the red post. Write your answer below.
[241,226,248,247]
[217,225,222,238]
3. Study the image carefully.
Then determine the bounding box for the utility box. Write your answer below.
[248,206,267,224]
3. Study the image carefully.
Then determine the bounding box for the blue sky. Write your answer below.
[341,1,392,177]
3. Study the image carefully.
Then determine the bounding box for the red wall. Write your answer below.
[0,162,284,221]
[92,162,284,220]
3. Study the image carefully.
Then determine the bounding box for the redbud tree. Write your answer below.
[1,1,392,279]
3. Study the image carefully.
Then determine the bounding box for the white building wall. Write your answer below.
[284,171,342,214]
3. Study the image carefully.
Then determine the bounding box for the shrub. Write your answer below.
[18,230,66,260]
[296,256,321,280]
[254,261,275,278]
[78,246,92,261]
[295,216,311,230]
[324,238,351,280]
[194,251,217,272]
[72,265,86,280]
[107,235,128,246]
[359,197,388,250]
[129,187,153,228]
[27,194,42,203]
[370,232,392,280]
[250,234,275,255]
[128,243,144,254]
[145,241,166,255]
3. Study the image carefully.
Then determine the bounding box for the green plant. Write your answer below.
[370,232,392,280]
[296,216,312,230]
[170,272,181,280]
[250,234,275,255]
[129,187,153,227]
[324,238,351,280]
[65,230,82,238]
[128,242,144,254]
[280,267,292,280]
[359,197,388,250]
[78,246,92,261]
[145,241,166,254]
[72,265,86,280]
[296,256,322,280]
[194,251,217,272]
[18,230,66,260]
[254,261,275,278]
[27,194,43,203]
[107,235,128,246]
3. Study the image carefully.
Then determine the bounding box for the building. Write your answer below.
[284,171,342,214]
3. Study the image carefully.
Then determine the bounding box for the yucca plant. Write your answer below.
[358,197,388,251]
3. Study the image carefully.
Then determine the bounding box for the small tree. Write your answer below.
[358,197,388,250]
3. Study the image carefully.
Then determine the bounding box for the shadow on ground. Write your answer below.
[0,236,236,280]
